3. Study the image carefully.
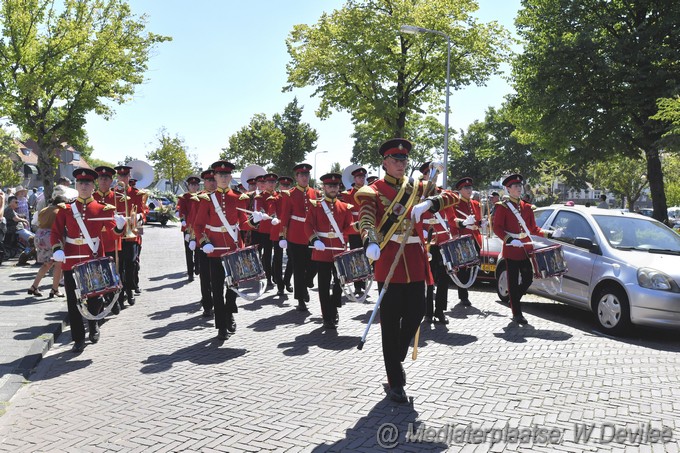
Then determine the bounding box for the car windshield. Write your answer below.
[594,215,680,252]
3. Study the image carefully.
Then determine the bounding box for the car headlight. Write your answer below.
[637,268,679,291]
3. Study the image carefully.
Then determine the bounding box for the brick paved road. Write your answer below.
[0,224,679,452]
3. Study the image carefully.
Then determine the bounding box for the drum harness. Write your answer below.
[69,203,120,320]
[211,193,266,301]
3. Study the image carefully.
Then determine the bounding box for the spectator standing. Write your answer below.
[15,186,30,222]
[597,194,609,209]
[28,195,67,298]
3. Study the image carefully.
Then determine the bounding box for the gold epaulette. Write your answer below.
[239,193,251,201]
[340,190,350,196]
[57,203,68,209]
[281,189,291,197]
[103,204,116,211]
[309,199,319,207]
[198,193,210,200]
[346,203,354,210]
[190,195,200,202]
[266,195,277,201]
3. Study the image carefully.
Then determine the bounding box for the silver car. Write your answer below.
[496,205,680,334]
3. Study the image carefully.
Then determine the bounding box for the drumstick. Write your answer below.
[84,217,121,221]
[236,207,272,220]
[308,246,345,251]
[212,247,232,251]
[65,255,92,259]
[412,326,420,360]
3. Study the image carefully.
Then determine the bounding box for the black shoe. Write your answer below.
[202,308,213,318]
[266,280,274,288]
[512,315,528,325]
[423,315,433,324]
[226,317,237,333]
[387,386,408,403]
[188,275,194,282]
[111,301,120,315]
[217,328,229,341]
[72,340,85,353]
[89,329,100,344]
[306,281,314,288]
[119,301,127,310]
[127,296,136,306]
[334,313,339,324]
[134,287,141,295]
[433,311,449,324]
[277,289,285,296]
[304,295,310,302]
[460,299,472,307]
[296,301,308,312]
[285,284,293,293]
[323,320,337,330]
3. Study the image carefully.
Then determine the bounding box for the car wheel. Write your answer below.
[594,286,631,335]
[495,260,510,304]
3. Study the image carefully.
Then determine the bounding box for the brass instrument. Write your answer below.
[117,181,138,240]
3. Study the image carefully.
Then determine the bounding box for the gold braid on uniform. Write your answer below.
[355,185,379,245]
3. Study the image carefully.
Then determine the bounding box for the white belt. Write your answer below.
[390,234,421,244]
[66,237,100,248]
[317,231,341,239]
[422,218,439,225]
[351,211,359,216]
[291,215,305,222]
[206,224,234,233]
[506,232,528,239]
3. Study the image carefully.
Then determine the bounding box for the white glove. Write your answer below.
[509,239,524,248]
[181,220,186,227]
[463,215,476,226]
[365,243,381,261]
[271,218,281,226]
[279,239,288,249]
[481,219,489,229]
[184,233,191,242]
[188,240,196,251]
[114,214,126,230]
[422,230,429,239]
[202,243,215,254]
[52,250,66,262]
[551,227,564,238]
[313,240,326,251]
[251,211,265,223]
[411,200,433,223]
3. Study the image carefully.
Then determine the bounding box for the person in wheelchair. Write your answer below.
[3,195,31,254]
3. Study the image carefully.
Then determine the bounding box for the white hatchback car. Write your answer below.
[496,205,680,334]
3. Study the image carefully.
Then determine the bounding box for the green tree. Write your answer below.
[220,114,284,170]
[0,0,170,200]
[511,0,680,223]
[0,128,22,187]
[88,156,116,170]
[285,0,510,141]
[663,153,680,207]
[271,98,318,176]
[590,155,648,211]
[146,129,194,194]
[651,96,680,151]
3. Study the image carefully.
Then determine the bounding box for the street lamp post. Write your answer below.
[313,150,328,185]
[400,25,451,188]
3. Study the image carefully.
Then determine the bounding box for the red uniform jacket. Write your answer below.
[279,185,317,245]
[493,198,548,261]
[338,187,361,238]
[114,186,147,245]
[449,197,483,247]
[193,188,258,258]
[267,191,282,241]
[304,197,357,262]
[177,192,196,233]
[185,191,204,239]
[50,197,120,271]
[355,175,459,283]
[93,189,121,253]
[253,190,275,236]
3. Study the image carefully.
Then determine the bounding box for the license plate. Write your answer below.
[481,264,496,272]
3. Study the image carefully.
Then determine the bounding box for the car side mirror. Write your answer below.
[574,237,601,255]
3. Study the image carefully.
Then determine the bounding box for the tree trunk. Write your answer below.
[36,140,58,201]
[645,148,668,223]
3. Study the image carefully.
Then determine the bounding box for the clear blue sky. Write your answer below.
[85,0,522,176]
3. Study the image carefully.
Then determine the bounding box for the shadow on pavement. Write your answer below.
[26,353,94,382]
[417,323,478,349]
[144,280,188,292]
[278,326,358,356]
[493,323,573,343]
[148,271,186,282]
[240,293,288,312]
[312,399,447,452]
[247,308,310,333]
[148,301,199,321]
[142,314,209,339]
[140,338,247,374]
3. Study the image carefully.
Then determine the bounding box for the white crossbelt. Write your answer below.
[291,215,305,222]
[389,234,421,244]
[351,211,359,216]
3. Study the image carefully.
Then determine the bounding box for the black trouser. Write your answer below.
[208,257,237,330]
[197,248,212,311]
[283,248,293,286]
[317,261,341,323]
[506,258,534,317]
[454,241,480,302]
[64,270,102,342]
[134,241,142,288]
[272,242,284,291]
[348,235,365,293]
[378,281,426,388]
[252,232,273,283]
[120,240,139,300]
[288,242,311,302]
[183,238,194,278]
[426,244,449,316]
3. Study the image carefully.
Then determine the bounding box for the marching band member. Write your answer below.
[252,173,277,287]
[193,161,262,340]
[189,169,217,317]
[177,176,201,282]
[493,174,557,325]
[270,176,294,295]
[305,173,356,329]
[338,167,367,297]
[93,165,123,314]
[113,165,146,307]
[278,163,317,312]
[128,178,147,295]
[355,139,459,403]
[449,177,484,307]
[51,168,126,352]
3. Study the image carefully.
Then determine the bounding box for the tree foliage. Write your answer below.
[272,98,318,176]
[146,129,194,194]
[663,153,680,208]
[589,154,648,211]
[285,0,511,152]
[511,0,680,222]
[0,0,171,199]
[0,128,22,187]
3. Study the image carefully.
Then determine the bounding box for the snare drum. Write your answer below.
[72,257,122,299]
[221,245,264,287]
[439,235,480,272]
[530,244,568,279]
[333,248,373,285]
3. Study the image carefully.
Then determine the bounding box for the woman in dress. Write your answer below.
[28,195,68,298]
